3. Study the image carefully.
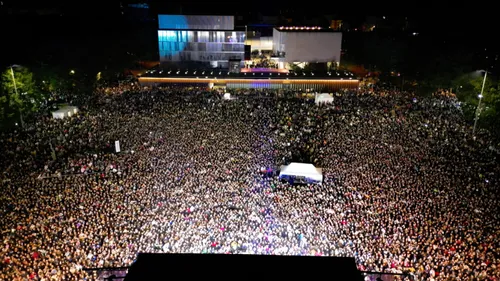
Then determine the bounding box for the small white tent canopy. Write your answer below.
[315,93,333,104]
[279,162,323,183]
[52,106,79,119]
[223,93,236,100]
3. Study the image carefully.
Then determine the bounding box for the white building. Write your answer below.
[157,15,245,68]
[272,27,342,65]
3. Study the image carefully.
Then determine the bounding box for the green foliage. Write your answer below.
[451,72,500,140]
[452,74,498,106]
[31,65,96,103]
[0,92,6,118]
[0,66,42,120]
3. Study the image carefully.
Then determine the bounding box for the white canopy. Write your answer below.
[279,162,323,183]
[223,93,232,100]
[315,93,333,104]
[51,106,79,119]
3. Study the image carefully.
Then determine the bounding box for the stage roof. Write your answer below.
[124,253,363,281]
[280,162,323,182]
[141,69,355,80]
[275,26,339,32]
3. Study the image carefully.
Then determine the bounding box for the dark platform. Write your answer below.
[124,253,363,281]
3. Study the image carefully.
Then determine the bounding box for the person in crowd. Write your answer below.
[0,85,498,281]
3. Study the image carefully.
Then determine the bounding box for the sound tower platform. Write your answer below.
[124,253,363,281]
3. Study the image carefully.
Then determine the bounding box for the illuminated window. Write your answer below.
[198,31,209,42]
[216,32,224,43]
[180,31,187,42]
[187,31,195,42]
[166,30,176,41]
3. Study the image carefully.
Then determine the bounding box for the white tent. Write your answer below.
[279,162,323,183]
[223,93,231,100]
[315,93,333,104]
[51,106,79,119]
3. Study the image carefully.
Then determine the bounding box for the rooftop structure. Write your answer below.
[139,68,358,90]
[277,26,324,31]
[158,14,235,30]
[141,68,354,79]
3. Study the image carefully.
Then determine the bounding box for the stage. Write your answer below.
[124,253,363,281]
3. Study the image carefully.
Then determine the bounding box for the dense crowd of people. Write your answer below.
[0,85,498,281]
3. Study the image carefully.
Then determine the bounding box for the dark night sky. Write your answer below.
[1,0,494,36]
[0,0,497,70]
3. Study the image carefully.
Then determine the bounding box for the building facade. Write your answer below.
[273,27,342,64]
[158,15,245,68]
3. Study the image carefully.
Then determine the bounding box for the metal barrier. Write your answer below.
[83,267,129,281]
[360,271,415,281]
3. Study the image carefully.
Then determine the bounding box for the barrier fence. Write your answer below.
[360,271,414,281]
[83,267,129,281]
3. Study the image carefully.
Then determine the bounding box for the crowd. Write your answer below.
[0,86,498,281]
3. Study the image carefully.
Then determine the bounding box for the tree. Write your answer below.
[450,73,500,139]
[0,66,41,120]
[452,73,497,106]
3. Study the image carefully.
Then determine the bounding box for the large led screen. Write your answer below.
[158,15,234,30]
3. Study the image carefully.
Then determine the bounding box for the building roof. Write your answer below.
[279,162,323,181]
[158,15,234,30]
[141,68,355,80]
[275,26,339,32]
